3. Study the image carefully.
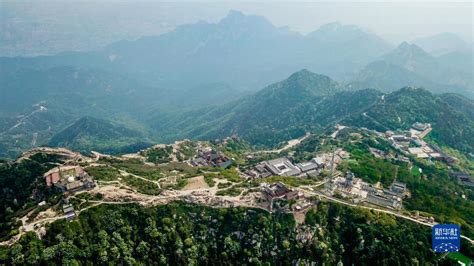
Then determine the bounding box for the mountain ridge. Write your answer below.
[0,11,392,90]
[150,70,474,153]
[352,42,473,98]
[413,32,472,55]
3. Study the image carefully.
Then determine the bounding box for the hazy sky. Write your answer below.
[227,1,473,43]
[1,0,472,55]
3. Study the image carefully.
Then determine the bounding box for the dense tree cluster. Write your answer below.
[142,146,173,164]
[0,153,62,241]
[0,202,456,265]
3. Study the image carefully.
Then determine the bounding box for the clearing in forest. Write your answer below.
[182,176,209,190]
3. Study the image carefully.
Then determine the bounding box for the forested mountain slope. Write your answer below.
[48,116,151,154]
[344,87,474,153]
[151,70,365,146]
[153,70,474,154]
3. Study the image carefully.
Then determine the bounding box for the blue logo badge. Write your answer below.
[432,224,460,253]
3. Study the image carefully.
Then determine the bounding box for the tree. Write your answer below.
[10,244,24,264]
[42,246,56,261]
[136,241,150,260]
[184,238,193,247]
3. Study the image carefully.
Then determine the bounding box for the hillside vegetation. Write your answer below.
[0,202,451,265]
[344,87,474,153]
[48,116,151,154]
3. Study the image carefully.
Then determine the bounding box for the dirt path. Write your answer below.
[119,169,162,189]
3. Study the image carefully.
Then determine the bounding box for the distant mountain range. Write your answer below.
[413,32,472,56]
[0,10,392,90]
[2,10,471,94]
[351,42,473,98]
[0,10,472,157]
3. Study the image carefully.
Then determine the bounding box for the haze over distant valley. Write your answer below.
[0,3,473,159]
